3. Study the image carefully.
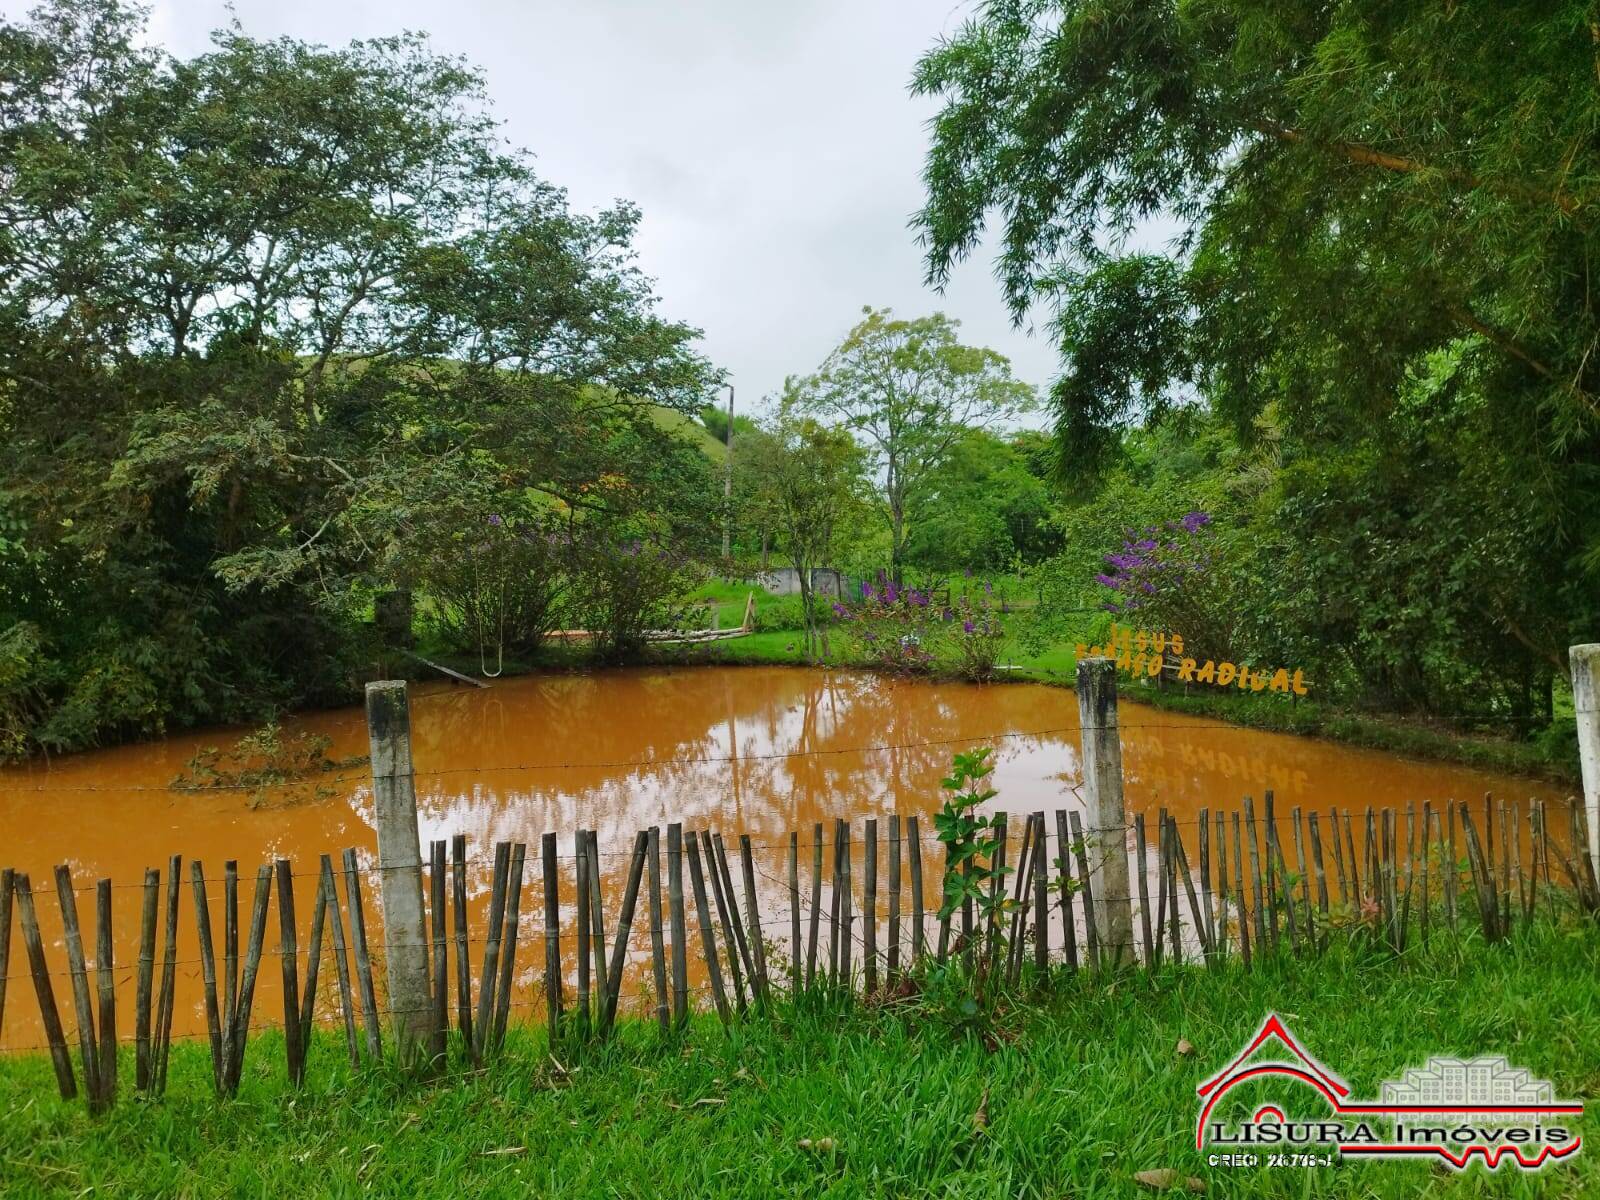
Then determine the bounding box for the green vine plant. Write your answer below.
[173,720,367,809]
[932,747,1015,1012]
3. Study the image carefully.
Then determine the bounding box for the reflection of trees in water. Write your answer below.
[398,668,1080,856]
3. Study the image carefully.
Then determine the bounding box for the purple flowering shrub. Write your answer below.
[832,574,940,673]
[833,573,1009,679]
[943,584,1007,681]
[567,527,704,662]
[1091,510,1243,661]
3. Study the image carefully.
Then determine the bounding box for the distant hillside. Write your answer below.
[650,406,726,461]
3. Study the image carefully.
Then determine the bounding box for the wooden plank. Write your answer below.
[1232,812,1252,969]
[575,831,592,1037]
[297,861,328,1070]
[585,831,609,1018]
[1032,812,1049,978]
[223,860,238,1057]
[985,814,1007,980]
[1214,810,1230,961]
[1068,811,1101,969]
[399,649,489,688]
[1243,798,1265,953]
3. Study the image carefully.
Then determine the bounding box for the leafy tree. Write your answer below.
[788,308,1035,582]
[739,407,869,661]
[903,429,1060,571]
[914,0,1600,727]
[0,0,721,756]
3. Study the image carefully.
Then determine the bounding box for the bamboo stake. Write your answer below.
[739,834,771,1008]
[1005,814,1033,981]
[1170,819,1211,960]
[1198,808,1215,954]
[667,824,688,1026]
[984,814,1007,981]
[685,832,730,1024]
[600,831,648,1036]
[189,861,224,1092]
[153,855,181,1096]
[1307,812,1330,950]
[1055,809,1079,971]
[861,819,884,991]
[542,832,561,1039]
[576,831,592,1037]
[828,822,843,982]
[0,869,11,1044]
[1161,816,1181,966]
[227,864,273,1094]
[453,834,474,1053]
[1342,810,1360,915]
[1459,805,1501,940]
[1328,808,1349,905]
[839,820,854,985]
[1135,813,1153,966]
[430,840,447,1060]
[295,862,327,1073]
[1152,807,1169,965]
[1232,812,1252,969]
[94,880,115,1109]
[15,874,74,1098]
[1214,810,1230,960]
[340,850,381,1063]
[937,842,953,963]
[711,831,756,1002]
[1291,807,1311,948]
[275,859,304,1087]
[1032,813,1049,978]
[223,860,238,1054]
[1420,803,1433,941]
[806,822,823,988]
[1243,797,1266,952]
[908,815,926,965]
[475,841,511,1054]
[887,815,902,983]
[321,855,359,1068]
[1447,800,1461,927]
[585,831,608,1016]
[1263,793,1281,948]
[650,826,670,1031]
[703,831,747,1013]
[53,866,100,1109]
[1069,811,1101,969]
[492,842,526,1049]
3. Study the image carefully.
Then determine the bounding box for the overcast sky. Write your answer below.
[80,0,1070,415]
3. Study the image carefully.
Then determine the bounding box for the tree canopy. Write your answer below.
[0,0,720,755]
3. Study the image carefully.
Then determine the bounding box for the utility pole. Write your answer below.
[722,384,734,564]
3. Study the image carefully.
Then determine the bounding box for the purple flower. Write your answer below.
[962,619,975,633]
[487,513,504,527]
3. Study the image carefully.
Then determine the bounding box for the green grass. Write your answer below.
[3,922,1596,1197]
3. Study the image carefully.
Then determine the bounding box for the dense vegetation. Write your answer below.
[0,0,719,757]
[908,0,1600,750]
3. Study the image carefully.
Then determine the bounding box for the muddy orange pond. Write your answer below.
[0,666,1571,1051]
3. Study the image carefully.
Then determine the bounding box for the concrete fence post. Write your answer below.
[1076,657,1133,964]
[1571,644,1600,881]
[364,680,433,1062]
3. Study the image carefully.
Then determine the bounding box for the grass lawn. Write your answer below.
[3,922,1595,1197]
